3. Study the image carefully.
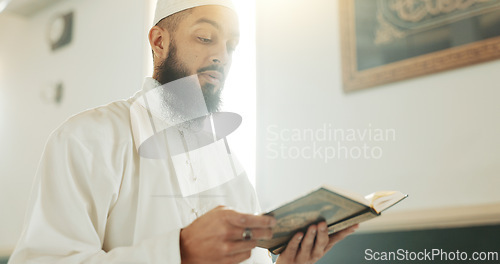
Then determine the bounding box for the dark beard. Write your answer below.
[155,43,223,113]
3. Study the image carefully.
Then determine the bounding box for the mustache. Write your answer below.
[197,65,226,80]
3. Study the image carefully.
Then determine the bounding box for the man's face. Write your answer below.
[156,5,240,112]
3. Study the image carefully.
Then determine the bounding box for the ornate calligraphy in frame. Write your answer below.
[339,0,500,92]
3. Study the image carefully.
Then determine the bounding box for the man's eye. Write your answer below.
[198,37,212,43]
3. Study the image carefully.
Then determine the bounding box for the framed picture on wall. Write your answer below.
[339,0,500,92]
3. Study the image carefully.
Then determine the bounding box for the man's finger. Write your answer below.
[325,224,358,252]
[228,227,273,241]
[296,225,317,262]
[224,240,257,255]
[226,211,276,229]
[280,232,303,262]
[311,222,329,260]
[227,250,253,264]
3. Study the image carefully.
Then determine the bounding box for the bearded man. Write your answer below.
[8,1,357,263]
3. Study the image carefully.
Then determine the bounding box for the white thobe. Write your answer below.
[8,78,273,264]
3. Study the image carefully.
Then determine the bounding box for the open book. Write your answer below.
[256,185,408,254]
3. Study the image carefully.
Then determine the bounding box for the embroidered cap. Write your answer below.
[153,0,236,26]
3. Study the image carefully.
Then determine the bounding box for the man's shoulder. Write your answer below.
[53,99,133,144]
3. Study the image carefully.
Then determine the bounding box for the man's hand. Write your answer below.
[180,206,276,264]
[276,223,359,264]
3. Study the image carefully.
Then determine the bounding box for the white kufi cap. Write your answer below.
[153,0,236,26]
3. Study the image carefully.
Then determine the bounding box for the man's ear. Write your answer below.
[149,26,171,60]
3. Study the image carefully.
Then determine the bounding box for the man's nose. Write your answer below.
[210,43,231,65]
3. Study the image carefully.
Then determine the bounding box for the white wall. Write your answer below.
[255,0,500,216]
[0,0,149,251]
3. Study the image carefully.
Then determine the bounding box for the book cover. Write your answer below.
[257,186,407,254]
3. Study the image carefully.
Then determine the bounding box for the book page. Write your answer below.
[365,191,408,213]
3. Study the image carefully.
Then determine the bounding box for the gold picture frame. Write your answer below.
[339,0,500,92]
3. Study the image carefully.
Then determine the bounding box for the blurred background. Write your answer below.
[1,0,499,263]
